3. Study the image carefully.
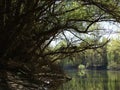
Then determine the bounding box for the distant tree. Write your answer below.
[108,38,120,64]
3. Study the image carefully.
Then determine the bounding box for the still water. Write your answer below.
[57,70,120,90]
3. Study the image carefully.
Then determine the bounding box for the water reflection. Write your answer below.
[57,70,120,90]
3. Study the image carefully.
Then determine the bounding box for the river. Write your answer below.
[57,70,120,90]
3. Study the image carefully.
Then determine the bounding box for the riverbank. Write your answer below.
[63,64,120,71]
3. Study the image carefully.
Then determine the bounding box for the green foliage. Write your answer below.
[54,40,67,50]
[108,62,120,70]
[1,0,120,89]
[78,64,85,70]
[107,38,120,64]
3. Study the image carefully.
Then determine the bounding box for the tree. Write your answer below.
[0,0,120,89]
[107,37,120,70]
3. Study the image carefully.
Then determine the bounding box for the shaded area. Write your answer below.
[0,0,120,89]
[0,66,70,90]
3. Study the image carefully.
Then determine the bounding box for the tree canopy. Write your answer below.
[0,0,120,89]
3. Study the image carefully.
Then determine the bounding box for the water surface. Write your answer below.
[57,70,120,90]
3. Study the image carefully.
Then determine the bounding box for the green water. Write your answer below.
[57,70,120,90]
